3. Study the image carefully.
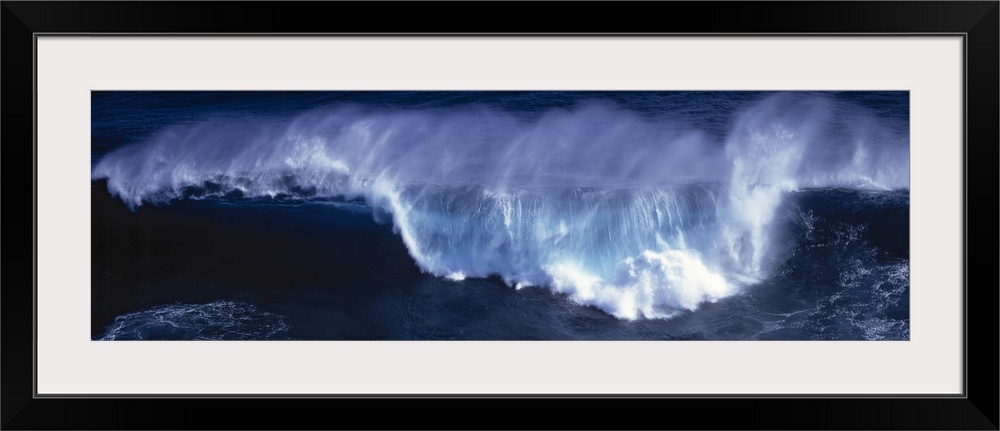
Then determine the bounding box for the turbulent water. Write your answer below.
[98,300,291,340]
[91,91,909,340]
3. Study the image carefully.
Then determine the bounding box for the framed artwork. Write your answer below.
[4,2,997,429]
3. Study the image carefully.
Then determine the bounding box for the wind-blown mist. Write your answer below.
[92,93,909,320]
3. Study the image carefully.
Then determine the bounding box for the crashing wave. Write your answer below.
[92,94,908,319]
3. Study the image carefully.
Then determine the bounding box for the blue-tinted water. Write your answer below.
[91,91,909,340]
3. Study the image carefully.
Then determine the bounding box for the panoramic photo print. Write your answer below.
[91,91,910,340]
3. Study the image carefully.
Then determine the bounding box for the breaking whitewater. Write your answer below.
[91,91,909,340]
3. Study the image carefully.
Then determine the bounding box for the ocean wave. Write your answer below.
[92,94,909,319]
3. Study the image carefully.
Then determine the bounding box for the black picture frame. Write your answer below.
[3,2,997,429]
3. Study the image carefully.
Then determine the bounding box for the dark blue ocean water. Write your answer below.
[91,91,909,340]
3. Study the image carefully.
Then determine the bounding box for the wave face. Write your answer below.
[92,93,909,320]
